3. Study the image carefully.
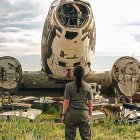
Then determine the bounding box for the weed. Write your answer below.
[0,113,140,139]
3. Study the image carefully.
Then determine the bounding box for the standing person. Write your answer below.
[62,66,93,140]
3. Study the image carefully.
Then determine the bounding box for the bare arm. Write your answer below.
[88,100,93,117]
[62,99,70,114]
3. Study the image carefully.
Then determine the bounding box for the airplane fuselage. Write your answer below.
[41,0,96,80]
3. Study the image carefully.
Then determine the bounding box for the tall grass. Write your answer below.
[1,114,140,140]
[0,103,140,140]
[0,114,64,140]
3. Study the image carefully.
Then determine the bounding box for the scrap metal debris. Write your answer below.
[92,110,106,120]
[115,103,140,125]
[0,108,42,120]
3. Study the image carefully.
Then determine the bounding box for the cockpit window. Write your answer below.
[57,3,89,28]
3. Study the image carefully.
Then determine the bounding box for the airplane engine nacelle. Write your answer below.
[0,56,22,93]
[111,56,140,97]
[41,0,96,80]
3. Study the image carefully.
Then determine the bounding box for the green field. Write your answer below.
[0,113,140,140]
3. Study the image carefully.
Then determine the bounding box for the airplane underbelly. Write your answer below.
[47,55,91,80]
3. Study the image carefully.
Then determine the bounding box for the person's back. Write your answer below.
[62,66,93,140]
[65,81,92,110]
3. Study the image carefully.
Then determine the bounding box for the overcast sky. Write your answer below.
[0,0,140,70]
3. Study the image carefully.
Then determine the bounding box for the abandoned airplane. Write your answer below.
[0,0,140,103]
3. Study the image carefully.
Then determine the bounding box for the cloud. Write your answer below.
[16,54,41,71]
[134,35,140,42]
[0,42,40,56]
[1,27,21,33]
[91,0,140,56]
[0,28,41,56]
[0,0,43,28]
[123,22,140,26]
[0,0,140,70]
[0,0,46,58]
[120,21,140,46]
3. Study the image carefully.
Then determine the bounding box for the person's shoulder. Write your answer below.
[82,81,91,88]
[66,81,75,87]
